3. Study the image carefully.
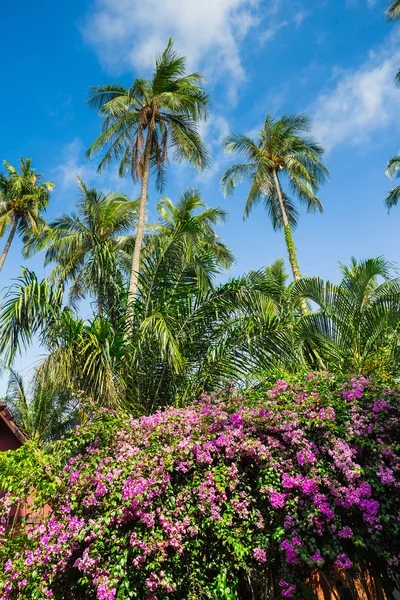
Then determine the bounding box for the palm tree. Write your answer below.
[0,269,124,408]
[28,178,137,314]
[292,257,400,374]
[0,260,293,413]
[86,39,210,330]
[3,369,79,443]
[221,114,329,295]
[0,158,54,272]
[155,189,234,271]
[385,154,400,210]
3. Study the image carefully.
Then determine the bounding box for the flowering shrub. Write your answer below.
[0,374,399,599]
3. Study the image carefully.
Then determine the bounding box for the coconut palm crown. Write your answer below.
[221,114,329,299]
[0,158,54,272]
[86,38,210,331]
[27,178,138,313]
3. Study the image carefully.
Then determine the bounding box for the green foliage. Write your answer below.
[221,114,328,287]
[87,38,211,319]
[2,253,400,414]
[292,257,400,375]
[0,158,53,270]
[86,39,210,179]
[3,368,79,443]
[26,178,138,313]
[386,0,400,21]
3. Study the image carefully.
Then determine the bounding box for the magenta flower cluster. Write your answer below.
[1,373,399,599]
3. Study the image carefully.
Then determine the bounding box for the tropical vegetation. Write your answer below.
[221,114,328,296]
[1,374,399,599]
[0,158,53,271]
[86,38,210,331]
[1,5,400,598]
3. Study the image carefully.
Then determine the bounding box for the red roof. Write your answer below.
[0,402,28,446]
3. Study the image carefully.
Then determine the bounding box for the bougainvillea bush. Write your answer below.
[1,373,400,599]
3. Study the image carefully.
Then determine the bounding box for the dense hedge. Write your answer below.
[1,373,400,599]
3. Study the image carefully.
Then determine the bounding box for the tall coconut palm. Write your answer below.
[221,114,329,307]
[86,39,210,331]
[27,178,138,314]
[0,158,54,272]
[385,154,400,210]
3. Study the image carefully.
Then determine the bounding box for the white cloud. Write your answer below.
[81,0,306,100]
[313,40,400,152]
[82,0,261,87]
[197,114,232,182]
[53,138,135,195]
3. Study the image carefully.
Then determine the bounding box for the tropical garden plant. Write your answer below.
[0,373,399,599]
[0,190,292,411]
[86,39,210,331]
[0,158,53,272]
[221,114,329,312]
[0,34,399,600]
[292,257,400,375]
[2,368,79,444]
[26,178,138,314]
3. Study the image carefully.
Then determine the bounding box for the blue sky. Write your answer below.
[1,0,400,388]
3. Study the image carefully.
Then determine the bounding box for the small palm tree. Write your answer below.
[86,38,210,331]
[3,369,79,443]
[28,178,137,313]
[385,154,400,210]
[221,114,329,299]
[0,158,54,272]
[156,189,234,271]
[292,257,400,373]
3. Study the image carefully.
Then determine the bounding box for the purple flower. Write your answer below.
[253,548,267,563]
[335,554,353,569]
[269,490,286,509]
[280,580,296,598]
[292,537,301,547]
[301,477,319,495]
[4,559,13,573]
[94,482,108,498]
[311,551,324,565]
[297,448,316,466]
[338,526,353,539]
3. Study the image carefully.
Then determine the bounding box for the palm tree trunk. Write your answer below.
[272,169,308,315]
[125,130,152,333]
[0,219,18,272]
